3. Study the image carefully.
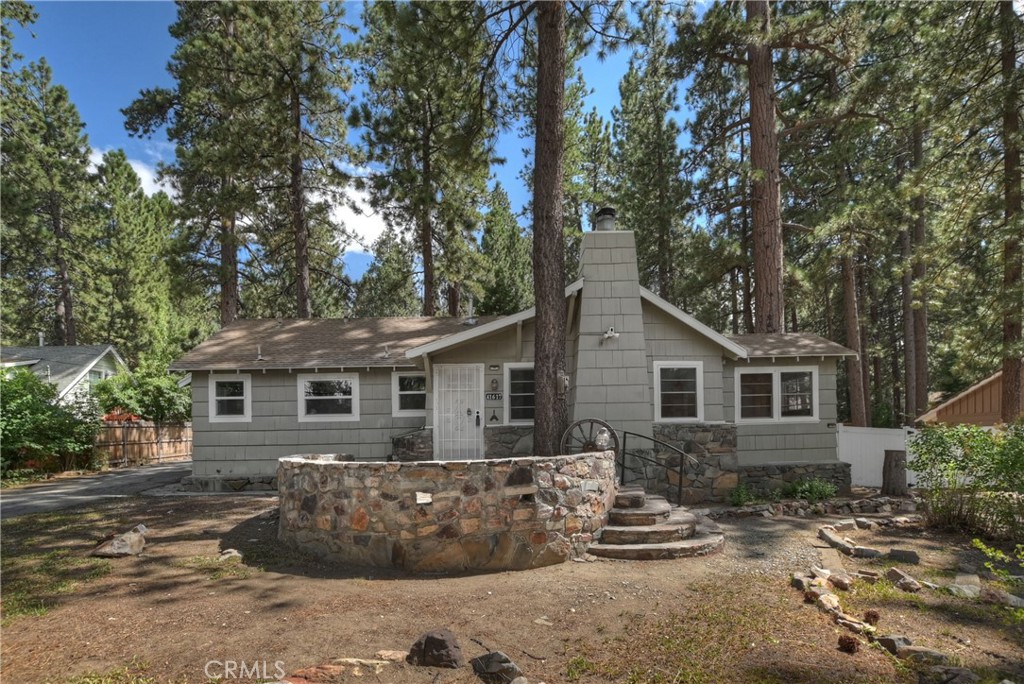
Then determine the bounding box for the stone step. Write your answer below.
[588,533,726,560]
[608,497,672,526]
[614,487,648,509]
[600,510,698,545]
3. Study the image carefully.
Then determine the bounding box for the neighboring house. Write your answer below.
[918,369,1024,426]
[0,344,128,403]
[172,212,856,499]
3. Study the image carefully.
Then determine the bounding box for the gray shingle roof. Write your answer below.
[0,344,123,395]
[168,317,501,372]
[728,333,856,358]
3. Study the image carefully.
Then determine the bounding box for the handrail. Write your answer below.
[617,430,708,505]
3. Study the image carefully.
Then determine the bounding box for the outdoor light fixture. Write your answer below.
[595,428,612,450]
[602,327,619,341]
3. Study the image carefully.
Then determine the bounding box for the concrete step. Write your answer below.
[600,510,698,545]
[608,497,672,526]
[614,487,648,509]
[588,533,726,560]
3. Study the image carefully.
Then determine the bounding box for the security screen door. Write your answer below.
[433,364,485,460]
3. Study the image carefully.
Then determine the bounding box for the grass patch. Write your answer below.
[50,659,156,684]
[1,547,112,624]
[174,555,256,580]
[848,579,927,610]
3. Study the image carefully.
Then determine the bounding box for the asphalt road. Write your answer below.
[0,461,192,519]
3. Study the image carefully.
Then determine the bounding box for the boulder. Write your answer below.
[470,651,523,684]
[917,667,979,684]
[876,635,913,656]
[898,646,950,666]
[852,546,883,559]
[91,524,147,557]
[791,573,813,591]
[816,593,842,614]
[407,629,465,669]
[888,549,921,564]
[828,574,854,591]
[886,567,922,593]
[947,584,981,599]
[834,519,857,531]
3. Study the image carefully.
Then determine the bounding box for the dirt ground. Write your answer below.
[1,495,1021,684]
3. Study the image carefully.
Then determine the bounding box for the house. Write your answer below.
[0,344,128,402]
[918,369,1024,426]
[171,210,856,500]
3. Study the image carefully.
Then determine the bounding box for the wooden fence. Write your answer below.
[95,421,193,467]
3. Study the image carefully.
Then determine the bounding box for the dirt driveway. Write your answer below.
[1,495,1021,684]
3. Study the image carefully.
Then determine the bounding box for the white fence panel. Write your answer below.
[837,424,920,488]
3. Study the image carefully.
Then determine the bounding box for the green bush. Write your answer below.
[782,477,838,503]
[729,482,758,506]
[0,369,101,476]
[93,367,191,422]
[909,422,1024,540]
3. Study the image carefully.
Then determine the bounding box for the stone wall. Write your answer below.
[484,426,534,459]
[738,461,851,496]
[392,429,432,462]
[277,451,617,573]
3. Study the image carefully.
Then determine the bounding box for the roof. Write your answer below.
[917,369,1022,424]
[169,317,501,372]
[405,280,585,358]
[0,344,127,398]
[728,333,857,359]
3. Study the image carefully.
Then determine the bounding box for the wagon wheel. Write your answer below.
[560,418,619,456]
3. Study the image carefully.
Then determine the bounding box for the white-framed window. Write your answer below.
[209,373,252,423]
[654,361,704,422]
[504,362,535,424]
[735,366,818,422]
[297,372,359,422]
[392,371,427,417]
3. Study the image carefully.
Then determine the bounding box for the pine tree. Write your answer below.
[478,184,533,316]
[352,228,420,318]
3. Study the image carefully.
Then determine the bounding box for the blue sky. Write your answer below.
[11,1,635,278]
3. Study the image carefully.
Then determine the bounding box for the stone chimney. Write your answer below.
[572,208,652,438]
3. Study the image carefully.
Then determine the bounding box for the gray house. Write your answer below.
[172,215,855,500]
[0,344,127,403]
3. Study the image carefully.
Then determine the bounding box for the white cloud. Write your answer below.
[88,147,175,198]
[325,188,388,255]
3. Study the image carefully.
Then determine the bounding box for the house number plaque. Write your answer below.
[485,392,503,401]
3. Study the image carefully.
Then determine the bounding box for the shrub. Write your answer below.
[782,477,837,503]
[0,369,101,476]
[909,422,1024,540]
[93,367,191,423]
[729,482,757,506]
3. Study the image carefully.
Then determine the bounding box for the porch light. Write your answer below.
[595,427,612,450]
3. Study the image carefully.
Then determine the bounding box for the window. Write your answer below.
[87,369,111,391]
[209,374,251,423]
[504,363,535,424]
[654,361,704,422]
[736,367,818,422]
[392,372,427,417]
[297,373,359,422]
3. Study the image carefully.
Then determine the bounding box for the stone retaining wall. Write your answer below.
[277,451,617,573]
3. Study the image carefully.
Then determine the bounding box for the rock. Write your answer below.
[922,581,940,590]
[947,584,981,599]
[811,566,832,580]
[470,651,522,684]
[898,645,950,666]
[886,567,922,593]
[533,616,553,626]
[834,519,857,531]
[982,587,1024,608]
[836,616,872,634]
[218,549,243,561]
[511,678,529,684]
[818,526,855,555]
[817,593,842,614]
[91,524,147,557]
[406,629,464,668]
[804,586,831,602]
[855,517,875,529]
[852,546,883,559]
[876,635,913,655]
[374,650,407,662]
[828,574,854,591]
[791,574,813,591]
[917,667,980,684]
[954,573,981,586]
[888,549,921,564]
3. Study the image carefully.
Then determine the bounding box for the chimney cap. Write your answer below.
[596,206,616,218]
[595,206,617,231]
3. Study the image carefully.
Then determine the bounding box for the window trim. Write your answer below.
[208,373,252,423]
[392,371,427,418]
[735,366,819,423]
[296,372,360,423]
[503,362,535,426]
[654,361,704,423]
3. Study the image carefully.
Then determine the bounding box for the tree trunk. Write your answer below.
[746,0,784,334]
[859,263,873,426]
[881,450,909,497]
[901,227,917,424]
[740,133,754,333]
[532,0,568,457]
[50,197,77,345]
[1000,0,1022,423]
[911,123,929,416]
[291,84,311,319]
[219,214,239,326]
[420,113,435,317]
[447,282,460,317]
[842,253,866,426]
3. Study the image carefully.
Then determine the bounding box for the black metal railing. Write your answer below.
[617,430,708,505]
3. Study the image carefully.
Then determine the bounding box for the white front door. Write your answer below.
[433,364,485,460]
